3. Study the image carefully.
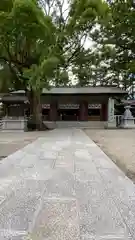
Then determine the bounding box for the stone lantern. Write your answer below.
[121,105,135,128]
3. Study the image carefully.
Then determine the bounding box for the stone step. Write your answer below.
[43,121,105,129]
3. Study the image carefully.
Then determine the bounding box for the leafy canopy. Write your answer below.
[0,0,108,90]
[92,0,135,90]
[0,0,58,91]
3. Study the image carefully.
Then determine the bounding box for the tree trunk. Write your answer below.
[32,90,42,130]
[29,88,33,116]
[32,90,49,131]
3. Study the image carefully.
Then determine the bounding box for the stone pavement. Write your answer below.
[0,129,135,240]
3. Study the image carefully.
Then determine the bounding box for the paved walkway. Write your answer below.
[0,129,135,239]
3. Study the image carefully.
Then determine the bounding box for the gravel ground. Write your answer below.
[0,131,49,160]
[84,129,135,182]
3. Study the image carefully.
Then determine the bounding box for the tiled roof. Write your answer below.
[11,87,126,95]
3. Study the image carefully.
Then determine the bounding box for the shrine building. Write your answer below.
[1,86,126,121]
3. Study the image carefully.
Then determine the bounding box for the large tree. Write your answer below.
[0,0,60,129]
[38,0,108,85]
[92,0,135,91]
[0,0,107,129]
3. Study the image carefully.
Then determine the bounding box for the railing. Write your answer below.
[114,115,123,127]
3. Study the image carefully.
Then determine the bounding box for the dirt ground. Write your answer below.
[85,129,135,182]
[0,131,47,160]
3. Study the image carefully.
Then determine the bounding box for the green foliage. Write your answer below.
[94,0,135,90]
[23,56,60,90]
[0,0,109,92]
[0,0,112,128]
[54,69,69,87]
[0,64,13,92]
[38,0,108,87]
[0,0,58,93]
[0,0,13,12]
[68,0,107,34]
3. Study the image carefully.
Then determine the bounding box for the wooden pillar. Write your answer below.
[101,103,108,121]
[6,104,9,116]
[3,104,6,116]
[79,101,88,121]
[49,101,58,121]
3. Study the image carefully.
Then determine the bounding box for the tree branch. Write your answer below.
[48,0,55,15]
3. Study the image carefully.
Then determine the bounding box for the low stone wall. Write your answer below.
[1,117,27,132]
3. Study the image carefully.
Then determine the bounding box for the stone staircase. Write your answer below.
[43,121,105,129]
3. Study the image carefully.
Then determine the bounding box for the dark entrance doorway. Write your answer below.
[58,109,79,121]
[42,109,49,120]
[88,108,101,121]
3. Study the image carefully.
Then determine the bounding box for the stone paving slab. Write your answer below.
[0,230,27,240]
[31,199,80,240]
[0,129,135,239]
